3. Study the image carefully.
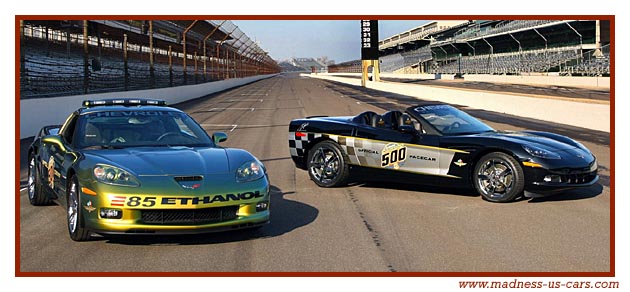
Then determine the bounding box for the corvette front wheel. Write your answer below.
[473,152,524,203]
[67,176,91,241]
[307,141,350,187]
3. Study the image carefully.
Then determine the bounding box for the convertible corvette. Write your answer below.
[28,99,270,241]
[288,103,598,202]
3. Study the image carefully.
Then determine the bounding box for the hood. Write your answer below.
[85,146,230,176]
[476,131,576,151]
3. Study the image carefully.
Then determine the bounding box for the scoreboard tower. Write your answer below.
[360,20,380,86]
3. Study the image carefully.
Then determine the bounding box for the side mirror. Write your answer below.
[399,125,419,137]
[212,132,228,144]
[46,127,61,136]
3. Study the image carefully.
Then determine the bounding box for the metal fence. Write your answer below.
[20,20,279,99]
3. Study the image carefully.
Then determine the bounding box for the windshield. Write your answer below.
[75,110,213,148]
[412,105,494,135]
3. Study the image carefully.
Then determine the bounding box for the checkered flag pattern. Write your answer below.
[289,132,370,165]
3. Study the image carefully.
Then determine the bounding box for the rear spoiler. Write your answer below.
[306,115,328,119]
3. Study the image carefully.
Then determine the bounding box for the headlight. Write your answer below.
[522,145,561,159]
[93,164,140,187]
[590,157,598,172]
[236,161,265,183]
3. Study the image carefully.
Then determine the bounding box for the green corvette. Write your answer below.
[27,99,270,241]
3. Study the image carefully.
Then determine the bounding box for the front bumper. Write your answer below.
[523,167,599,195]
[91,212,269,235]
[79,176,270,235]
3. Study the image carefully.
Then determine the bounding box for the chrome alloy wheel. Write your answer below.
[309,146,341,184]
[476,159,514,200]
[67,181,79,234]
[28,157,36,200]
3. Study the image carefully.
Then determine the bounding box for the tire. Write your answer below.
[27,155,51,206]
[67,176,91,241]
[473,152,525,203]
[307,140,350,187]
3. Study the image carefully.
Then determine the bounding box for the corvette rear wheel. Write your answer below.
[473,152,524,203]
[307,141,350,187]
[67,176,91,241]
[28,155,51,206]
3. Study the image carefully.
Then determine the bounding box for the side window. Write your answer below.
[59,114,79,145]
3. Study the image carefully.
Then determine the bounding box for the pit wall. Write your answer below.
[19,74,277,139]
[462,74,610,89]
[304,73,610,132]
[323,72,610,89]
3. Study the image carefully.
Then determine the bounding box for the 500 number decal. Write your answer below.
[381,143,407,169]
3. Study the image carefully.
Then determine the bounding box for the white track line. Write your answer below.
[201,123,283,129]
[202,108,258,112]
[200,123,237,127]
[227,99,264,102]
[356,101,396,105]
[199,123,238,131]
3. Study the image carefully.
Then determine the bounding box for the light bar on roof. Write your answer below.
[82,99,167,108]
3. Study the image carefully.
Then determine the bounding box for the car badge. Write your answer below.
[297,122,309,132]
[454,159,467,167]
[577,153,585,159]
[84,201,96,213]
[179,182,202,190]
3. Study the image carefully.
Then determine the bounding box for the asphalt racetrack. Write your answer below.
[18,73,611,272]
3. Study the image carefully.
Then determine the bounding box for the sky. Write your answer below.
[232,20,430,63]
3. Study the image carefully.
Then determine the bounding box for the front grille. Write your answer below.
[141,206,238,225]
[561,172,597,184]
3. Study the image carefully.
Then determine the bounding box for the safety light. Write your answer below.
[256,201,269,212]
[543,175,562,183]
[100,208,122,219]
[83,99,167,108]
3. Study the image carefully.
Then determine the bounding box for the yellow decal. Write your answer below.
[47,156,55,188]
[109,191,263,209]
[381,143,407,169]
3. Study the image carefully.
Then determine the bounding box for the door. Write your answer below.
[350,125,445,175]
[45,113,80,199]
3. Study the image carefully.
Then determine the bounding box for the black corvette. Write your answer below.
[288,103,598,202]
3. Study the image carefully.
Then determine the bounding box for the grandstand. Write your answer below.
[279,61,305,72]
[343,20,610,77]
[279,58,327,72]
[20,20,279,99]
[327,59,361,73]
